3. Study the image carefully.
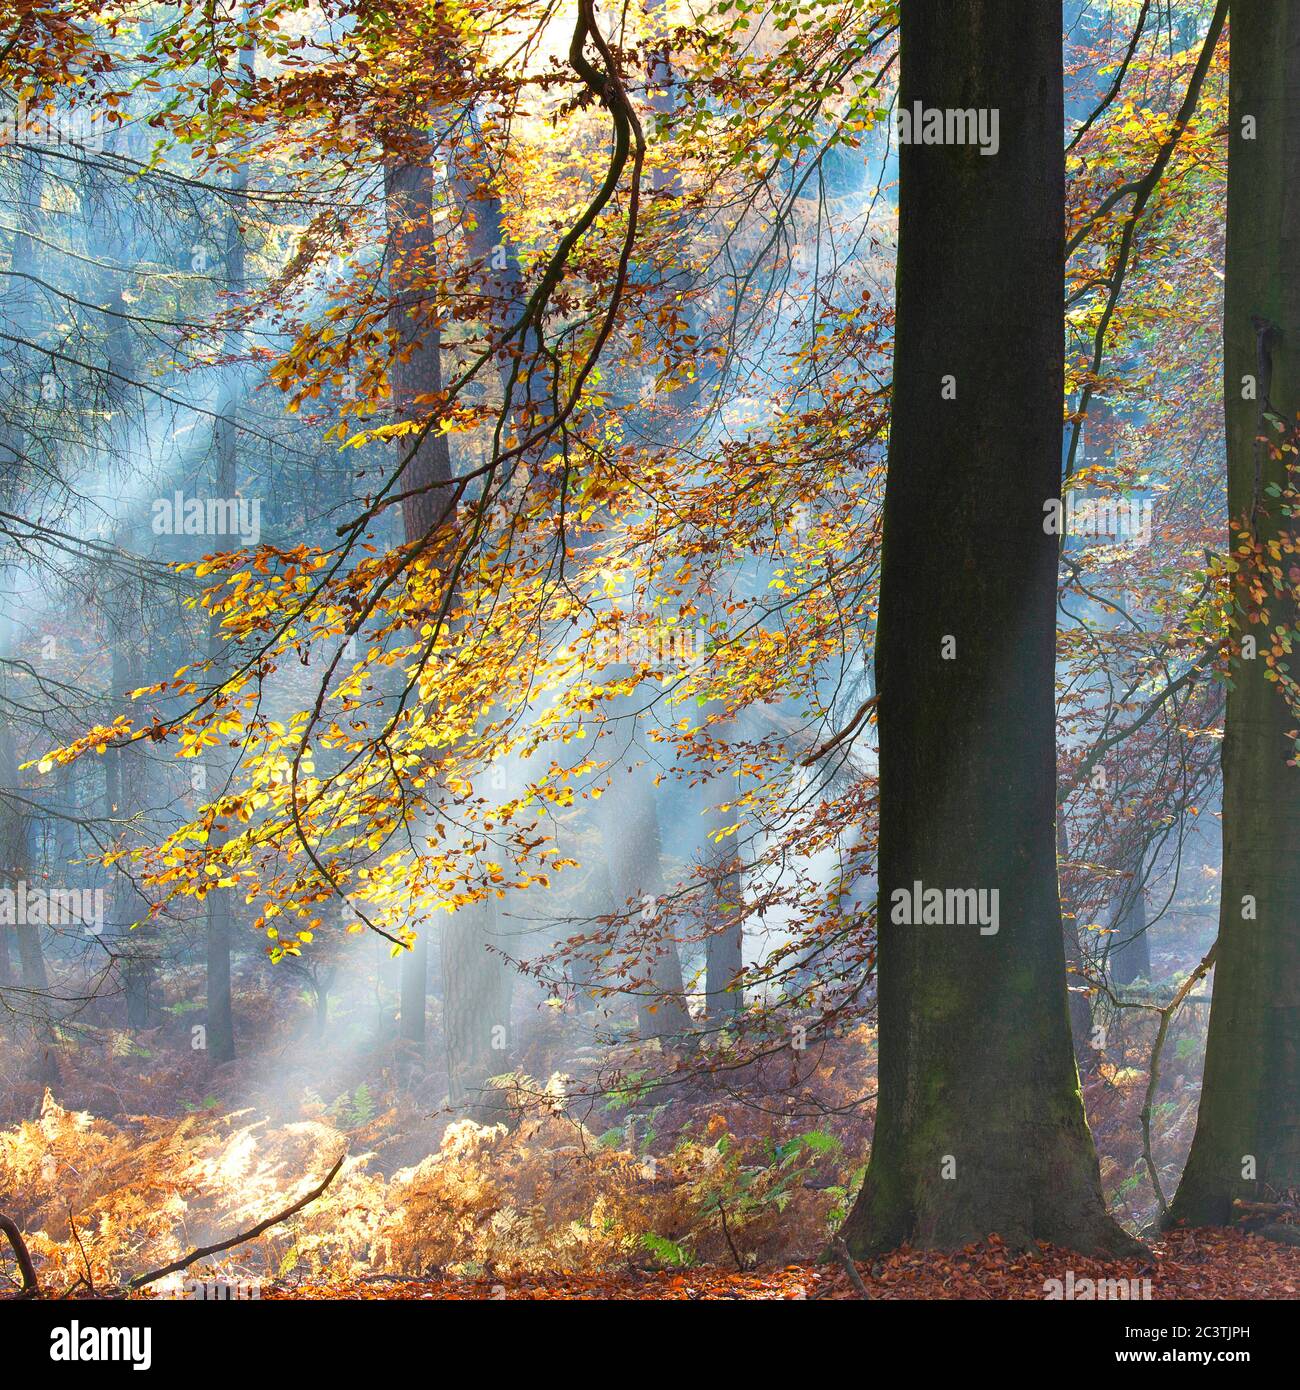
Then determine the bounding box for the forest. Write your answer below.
[0,0,1297,1341]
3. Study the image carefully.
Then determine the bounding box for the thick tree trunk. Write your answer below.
[839,0,1132,1257]
[1169,3,1300,1228]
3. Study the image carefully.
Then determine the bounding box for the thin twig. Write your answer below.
[716,1198,744,1273]
[67,1205,94,1294]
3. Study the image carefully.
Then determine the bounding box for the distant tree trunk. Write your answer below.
[386,149,514,1103]
[106,591,154,1029]
[0,716,46,993]
[1107,864,1150,987]
[703,865,743,1022]
[570,857,615,1013]
[700,822,739,1023]
[703,755,744,1022]
[602,765,691,1041]
[1169,3,1300,1228]
[51,763,80,879]
[386,151,453,1051]
[203,106,249,1067]
[0,142,41,477]
[398,924,428,1048]
[839,0,1132,1256]
[442,897,512,1120]
[1057,821,1097,1071]
[0,152,46,1004]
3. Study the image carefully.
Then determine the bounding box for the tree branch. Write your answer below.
[124,1150,346,1292]
[0,1212,40,1296]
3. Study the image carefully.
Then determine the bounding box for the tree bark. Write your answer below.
[1169,2,1300,1228]
[839,0,1133,1257]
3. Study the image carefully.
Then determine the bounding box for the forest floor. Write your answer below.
[11,1227,1300,1300]
[102,1229,1300,1299]
[5,931,1296,1301]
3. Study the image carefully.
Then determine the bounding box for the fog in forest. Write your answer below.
[2,0,1285,1325]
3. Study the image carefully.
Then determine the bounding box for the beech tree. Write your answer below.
[839,0,1133,1256]
[1169,0,1300,1229]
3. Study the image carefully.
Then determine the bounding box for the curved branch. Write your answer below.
[124,1150,346,1292]
[0,1212,40,1295]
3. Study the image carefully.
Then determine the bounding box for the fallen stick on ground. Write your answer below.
[830,1237,871,1299]
[125,1150,347,1293]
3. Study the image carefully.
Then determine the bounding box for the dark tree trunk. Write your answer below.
[1169,3,1300,1228]
[839,0,1132,1257]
